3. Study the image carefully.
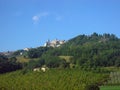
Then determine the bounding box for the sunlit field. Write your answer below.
[0,69,107,90]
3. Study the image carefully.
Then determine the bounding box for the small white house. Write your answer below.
[24,48,29,51]
[41,67,46,72]
[33,66,49,72]
[33,68,40,72]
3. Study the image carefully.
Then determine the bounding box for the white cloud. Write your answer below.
[32,12,49,24]
[32,15,39,22]
[32,12,63,24]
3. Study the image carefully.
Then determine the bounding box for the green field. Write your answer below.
[16,56,30,62]
[0,69,107,90]
[16,56,40,63]
[101,86,120,90]
[59,56,73,62]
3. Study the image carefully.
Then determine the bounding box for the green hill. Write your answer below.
[40,33,120,68]
[66,33,119,46]
[11,33,120,69]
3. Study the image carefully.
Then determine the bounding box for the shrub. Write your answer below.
[85,84,100,90]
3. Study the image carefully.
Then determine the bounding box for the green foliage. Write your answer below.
[40,55,69,68]
[12,49,24,56]
[0,69,107,90]
[24,55,69,70]
[100,86,120,90]
[0,54,22,74]
[27,47,52,58]
[41,33,120,67]
[85,84,100,90]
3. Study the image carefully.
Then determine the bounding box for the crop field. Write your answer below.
[0,69,107,90]
[16,56,30,63]
[16,56,40,63]
[107,72,120,85]
[100,71,120,86]
[100,71,120,90]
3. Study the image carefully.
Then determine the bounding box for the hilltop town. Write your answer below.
[44,39,66,47]
[0,39,66,56]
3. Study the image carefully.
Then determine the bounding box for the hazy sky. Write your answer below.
[0,0,120,51]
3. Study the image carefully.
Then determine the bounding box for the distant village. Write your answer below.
[0,39,66,56]
[44,39,66,47]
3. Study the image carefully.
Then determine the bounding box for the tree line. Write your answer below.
[0,54,22,73]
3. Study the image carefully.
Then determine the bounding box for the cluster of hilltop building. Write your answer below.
[0,39,66,56]
[44,39,66,47]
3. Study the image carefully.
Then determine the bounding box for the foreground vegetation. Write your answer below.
[101,86,120,90]
[0,69,108,90]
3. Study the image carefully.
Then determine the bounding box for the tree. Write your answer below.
[0,54,22,74]
[27,47,51,58]
[115,58,120,67]
[85,84,100,90]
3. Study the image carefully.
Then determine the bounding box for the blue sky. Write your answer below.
[0,0,120,51]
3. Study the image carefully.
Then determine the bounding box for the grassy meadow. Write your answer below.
[16,56,30,63]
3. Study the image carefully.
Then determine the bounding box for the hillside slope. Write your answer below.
[9,33,120,70]
[43,33,120,67]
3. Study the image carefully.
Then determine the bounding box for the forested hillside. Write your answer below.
[57,33,120,67]
[30,33,120,68]
[18,33,120,70]
[1,33,120,73]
